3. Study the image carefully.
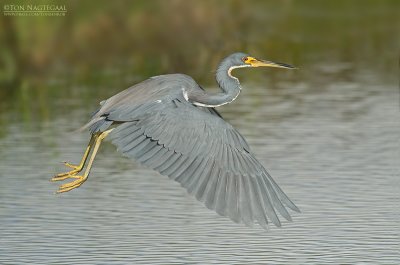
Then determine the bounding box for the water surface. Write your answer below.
[0,69,398,264]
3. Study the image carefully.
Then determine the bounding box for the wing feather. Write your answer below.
[214,171,228,216]
[141,147,169,167]
[156,152,182,173]
[185,157,208,193]
[137,144,163,163]
[226,172,240,223]
[162,154,191,177]
[256,176,281,227]
[194,160,216,201]
[238,174,253,226]
[204,166,220,210]
[102,88,298,228]
[248,176,269,228]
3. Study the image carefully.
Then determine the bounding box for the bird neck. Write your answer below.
[216,61,243,100]
[189,59,242,108]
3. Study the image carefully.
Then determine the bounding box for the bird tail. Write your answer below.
[74,117,103,133]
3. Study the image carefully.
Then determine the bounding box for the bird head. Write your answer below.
[228,52,296,70]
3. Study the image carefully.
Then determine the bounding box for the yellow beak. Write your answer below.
[245,57,296,69]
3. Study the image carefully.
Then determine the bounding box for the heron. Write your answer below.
[52,52,300,228]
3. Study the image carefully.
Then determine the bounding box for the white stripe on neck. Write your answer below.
[184,64,248,108]
[192,88,241,107]
[227,64,250,82]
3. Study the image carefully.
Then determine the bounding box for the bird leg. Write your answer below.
[51,135,96,181]
[55,129,113,193]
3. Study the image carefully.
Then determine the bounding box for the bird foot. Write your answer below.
[51,162,82,181]
[56,175,88,193]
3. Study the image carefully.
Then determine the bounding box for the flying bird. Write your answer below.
[52,52,300,228]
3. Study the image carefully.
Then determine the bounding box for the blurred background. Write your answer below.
[0,0,399,264]
[0,0,397,126]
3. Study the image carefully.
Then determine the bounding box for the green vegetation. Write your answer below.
[0,0,398,127]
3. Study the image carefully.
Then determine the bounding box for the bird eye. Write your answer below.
[242,57,248,62]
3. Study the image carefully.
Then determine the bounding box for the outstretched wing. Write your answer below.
[105,94,299,228]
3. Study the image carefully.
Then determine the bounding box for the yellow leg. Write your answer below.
[51,135,96,181]
[56,129,113,194]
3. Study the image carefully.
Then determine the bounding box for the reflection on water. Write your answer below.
[0,68,398,263]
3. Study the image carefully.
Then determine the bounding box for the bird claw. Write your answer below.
[62,161,79,170]
[51,173,80,182]
[52,161,82,182]
[56,175,88,193]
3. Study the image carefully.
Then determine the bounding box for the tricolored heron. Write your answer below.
[52,52,300,228]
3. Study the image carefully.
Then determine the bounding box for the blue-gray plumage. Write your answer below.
[52,52,299,229]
